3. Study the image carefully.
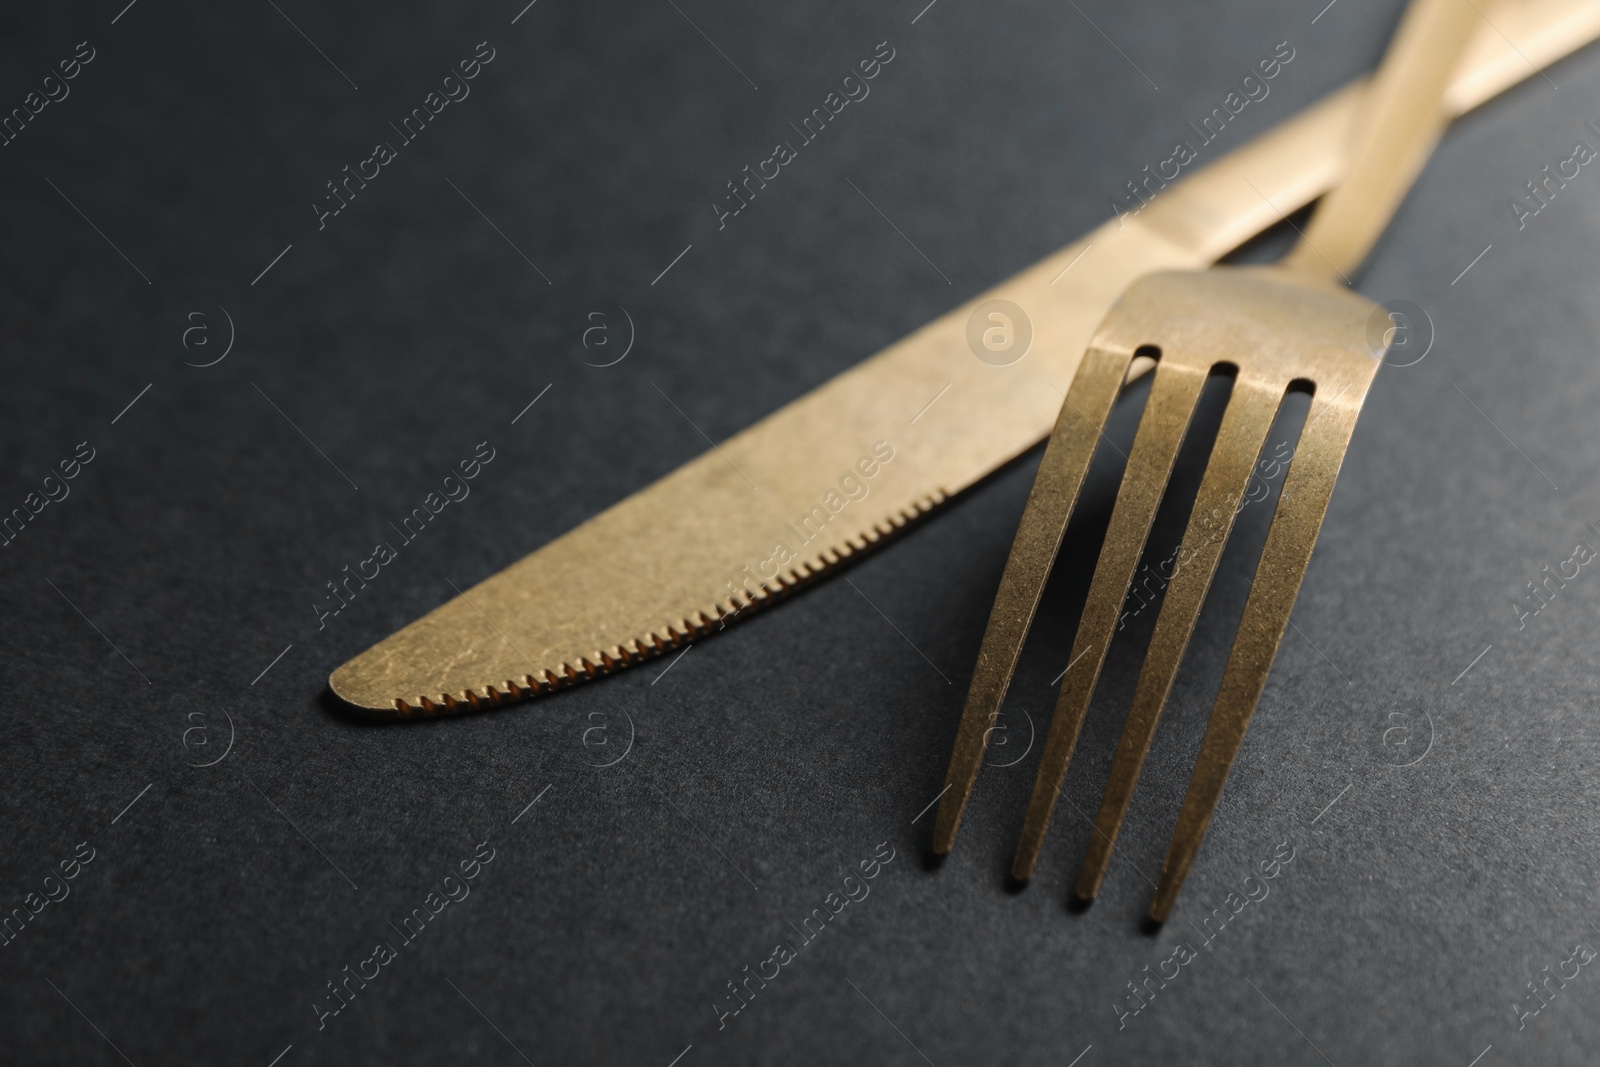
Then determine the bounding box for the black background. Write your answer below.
[4,0,1600,1064]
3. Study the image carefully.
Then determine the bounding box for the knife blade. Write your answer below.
[332,0,1600,715]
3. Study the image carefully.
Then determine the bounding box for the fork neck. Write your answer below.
[1283,0,1481,284]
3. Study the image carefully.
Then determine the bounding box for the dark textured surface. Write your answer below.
[3,1,1600,1063]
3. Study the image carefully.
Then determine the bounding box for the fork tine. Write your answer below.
[1011,356,1212,883]
[1073,374,1286,901]
[1147,379,1370,922]
[931,345,1134,856]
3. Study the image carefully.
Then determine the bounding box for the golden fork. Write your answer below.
[933,0,1481,921]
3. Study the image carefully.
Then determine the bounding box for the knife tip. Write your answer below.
[328,658,406,717]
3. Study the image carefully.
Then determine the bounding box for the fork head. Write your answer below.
[932,263,1383,921]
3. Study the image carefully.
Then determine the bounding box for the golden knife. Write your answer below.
[332,0,1600,715]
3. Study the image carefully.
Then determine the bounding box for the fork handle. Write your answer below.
[1285,0,1482,281]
